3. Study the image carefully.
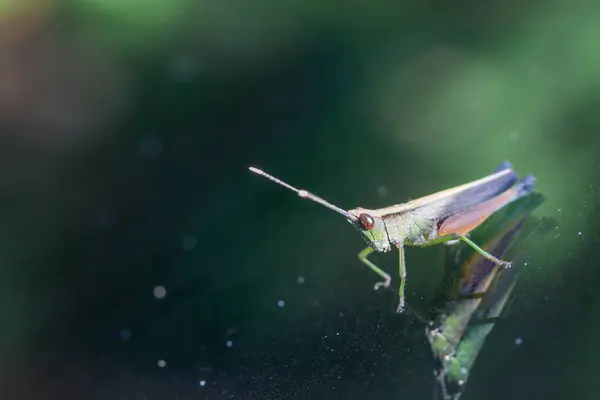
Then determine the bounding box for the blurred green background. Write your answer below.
[1,0,599,399]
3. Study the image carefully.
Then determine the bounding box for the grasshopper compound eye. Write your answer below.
[358,213,375,230]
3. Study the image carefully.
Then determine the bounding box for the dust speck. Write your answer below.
[120,329,132,341]
[153,285,167,299]
[514,337,523,345]
[182,235,198,250]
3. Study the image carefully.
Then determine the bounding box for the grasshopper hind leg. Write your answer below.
[443,233,469,246]
[455,233,512,269]
[358,247,391,290]
[443,235,468,264]
[443,239,461,246]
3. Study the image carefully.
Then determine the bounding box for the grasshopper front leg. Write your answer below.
[358,247,391,290]
[357,246,407,313]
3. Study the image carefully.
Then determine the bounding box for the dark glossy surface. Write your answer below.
[1,2,599,399]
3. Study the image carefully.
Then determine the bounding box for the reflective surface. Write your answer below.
[1,2,599,399]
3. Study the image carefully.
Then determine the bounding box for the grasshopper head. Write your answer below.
[428,323,468,400]
[347,208,391,252]
[433,356,468,400]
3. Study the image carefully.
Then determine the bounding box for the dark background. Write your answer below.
[1,1,599,399]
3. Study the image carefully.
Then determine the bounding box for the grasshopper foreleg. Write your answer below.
[358,247,391,290]
[357,246,407,314]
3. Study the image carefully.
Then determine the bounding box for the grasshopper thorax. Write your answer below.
[347,208,391,252]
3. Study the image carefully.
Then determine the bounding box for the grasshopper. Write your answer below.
[249,161,535,313]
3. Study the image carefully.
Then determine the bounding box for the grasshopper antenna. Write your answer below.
[249,166,354,220]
